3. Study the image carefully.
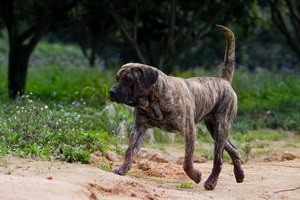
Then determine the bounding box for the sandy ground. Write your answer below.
[0,148,299,200]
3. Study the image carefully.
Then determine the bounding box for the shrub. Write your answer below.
[0,95,114,163]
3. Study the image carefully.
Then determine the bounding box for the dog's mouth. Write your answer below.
[109,95,117,102]
[112,98,137,107]
[109,95,124,103]
[124,101,137,107]
[110,94,136,106]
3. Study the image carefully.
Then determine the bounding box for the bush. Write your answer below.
[0,95,114,163]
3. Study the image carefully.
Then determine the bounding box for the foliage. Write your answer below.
[0,95,119,163]
[267,0,300,59]
[107,0,254,72]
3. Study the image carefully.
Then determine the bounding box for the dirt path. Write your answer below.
[0,153,299,200]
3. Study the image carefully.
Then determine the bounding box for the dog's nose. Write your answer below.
[109,88,116,101]
[109,88,116,95]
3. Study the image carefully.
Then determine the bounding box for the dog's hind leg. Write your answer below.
[183,124,202,184]
[225,140,244,183]
[113,124,147,175]
[203,118,229,190]
[204,119,244,188]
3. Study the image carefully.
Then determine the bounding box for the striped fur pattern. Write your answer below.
[109,25,244,190]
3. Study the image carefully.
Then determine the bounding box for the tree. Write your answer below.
[267,0,300,60]
[70,1,115,68]
[106,0,252,73]
[1,0,76,99]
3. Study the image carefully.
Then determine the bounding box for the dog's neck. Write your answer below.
[134,72,169,120]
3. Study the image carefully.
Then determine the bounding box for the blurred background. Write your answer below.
[0,0,299,164]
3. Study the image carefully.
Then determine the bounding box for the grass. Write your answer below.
[175,182,193,189]
[232,129,286,142]
[0,41,299,163]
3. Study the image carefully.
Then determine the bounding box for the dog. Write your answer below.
[109,25,244,190]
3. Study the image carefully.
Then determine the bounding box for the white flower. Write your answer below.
[44,105,48,109]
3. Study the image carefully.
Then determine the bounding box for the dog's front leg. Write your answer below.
[113,124,147,175]
[183,125,202,183]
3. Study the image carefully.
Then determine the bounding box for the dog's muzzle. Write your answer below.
[109,87,117,102]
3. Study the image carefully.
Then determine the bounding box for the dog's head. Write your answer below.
[109,63,159,107]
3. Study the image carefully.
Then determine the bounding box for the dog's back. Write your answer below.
[185,77,236,122]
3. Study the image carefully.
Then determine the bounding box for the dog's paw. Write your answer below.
[234,168,245,183]
[204,176,218,190]
[112,168,126,175]
[192,170,202,184]
[186,169,201,184]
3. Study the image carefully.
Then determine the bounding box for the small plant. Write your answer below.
[175,182,193,189]
[99,163,113,172]
[61,146,91,164]
[242,140,253,163]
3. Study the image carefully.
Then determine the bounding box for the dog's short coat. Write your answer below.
[109,25,244,190]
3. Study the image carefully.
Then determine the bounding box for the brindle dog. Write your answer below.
[109,25,244,190]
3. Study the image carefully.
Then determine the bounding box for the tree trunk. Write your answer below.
[8,44,30,99]
[2,0,77,99]
[89,34,97,68]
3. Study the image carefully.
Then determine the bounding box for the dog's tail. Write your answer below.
[216,24,235,84]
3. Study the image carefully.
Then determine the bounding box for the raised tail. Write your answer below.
[216,24,235,84]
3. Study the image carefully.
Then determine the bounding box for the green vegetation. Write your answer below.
[232,130,286,142]
[0,95,119,163]
[175,182,193,189]
[99,164,113,172]
[0,42,299,163]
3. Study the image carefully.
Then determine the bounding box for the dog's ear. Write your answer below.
[143,67,158,89]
